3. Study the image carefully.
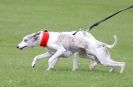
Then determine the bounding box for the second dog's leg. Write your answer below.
[72,53,78,71]
[32,52,52,68]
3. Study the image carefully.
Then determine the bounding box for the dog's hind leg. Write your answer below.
[32,52,52,68]
[94,46,125,73]
[101,59,125,73]
[108,59,125,73]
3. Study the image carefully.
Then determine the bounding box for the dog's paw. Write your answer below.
[109,67,114,72]
[46,66,55,71]
[46,68,51,71]
[72,68,78,71]
[120,62,126,74]
[90,66,93,70]
[32,63,36,68]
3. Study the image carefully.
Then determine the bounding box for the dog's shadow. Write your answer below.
[50,68,120,75]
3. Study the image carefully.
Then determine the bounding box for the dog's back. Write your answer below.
[58,33,87,50]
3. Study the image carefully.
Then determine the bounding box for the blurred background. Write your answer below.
[0,0,133,87]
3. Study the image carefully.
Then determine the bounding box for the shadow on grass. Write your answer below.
[42,67,121,75]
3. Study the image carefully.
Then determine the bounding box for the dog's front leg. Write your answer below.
[90,60,97,70]
[86,54,98,70]
[47,47,66,70]
[72,52,78,71]
[32,52,52,68]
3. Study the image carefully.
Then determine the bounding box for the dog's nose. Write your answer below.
[16,46,19,48]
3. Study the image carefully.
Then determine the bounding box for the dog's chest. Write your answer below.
[47,48,73,58]
[62,50,73,57]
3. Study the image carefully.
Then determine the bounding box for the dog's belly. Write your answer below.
[61,50,73,58]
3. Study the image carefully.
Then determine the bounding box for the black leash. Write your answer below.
[73,5,133,35]
[87,5,133,31]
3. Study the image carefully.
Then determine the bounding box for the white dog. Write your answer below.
[17,30,125,73]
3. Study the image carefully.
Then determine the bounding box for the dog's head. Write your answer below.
[17,32,40,50]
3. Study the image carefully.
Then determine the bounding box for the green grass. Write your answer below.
[0,0,133,87]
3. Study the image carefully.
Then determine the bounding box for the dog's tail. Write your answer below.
[104,35,117,49]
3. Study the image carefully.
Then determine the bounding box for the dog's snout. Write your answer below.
[16,46,19,49]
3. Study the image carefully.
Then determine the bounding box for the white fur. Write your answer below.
[17,30,125,73]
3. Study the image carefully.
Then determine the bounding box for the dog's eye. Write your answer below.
[24,39,28,42]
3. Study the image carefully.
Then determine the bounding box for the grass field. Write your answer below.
[0,0,133,87]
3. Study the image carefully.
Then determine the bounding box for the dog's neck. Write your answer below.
[39,31,49,47]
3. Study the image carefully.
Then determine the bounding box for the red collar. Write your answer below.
[40,32,49,47]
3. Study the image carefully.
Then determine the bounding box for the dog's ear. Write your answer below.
[35,32,40,36]
[33,32,40,40]
[44,30,48,32]
[33,32,40,37]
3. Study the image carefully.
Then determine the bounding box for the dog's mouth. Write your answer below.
[17,46,27,50]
